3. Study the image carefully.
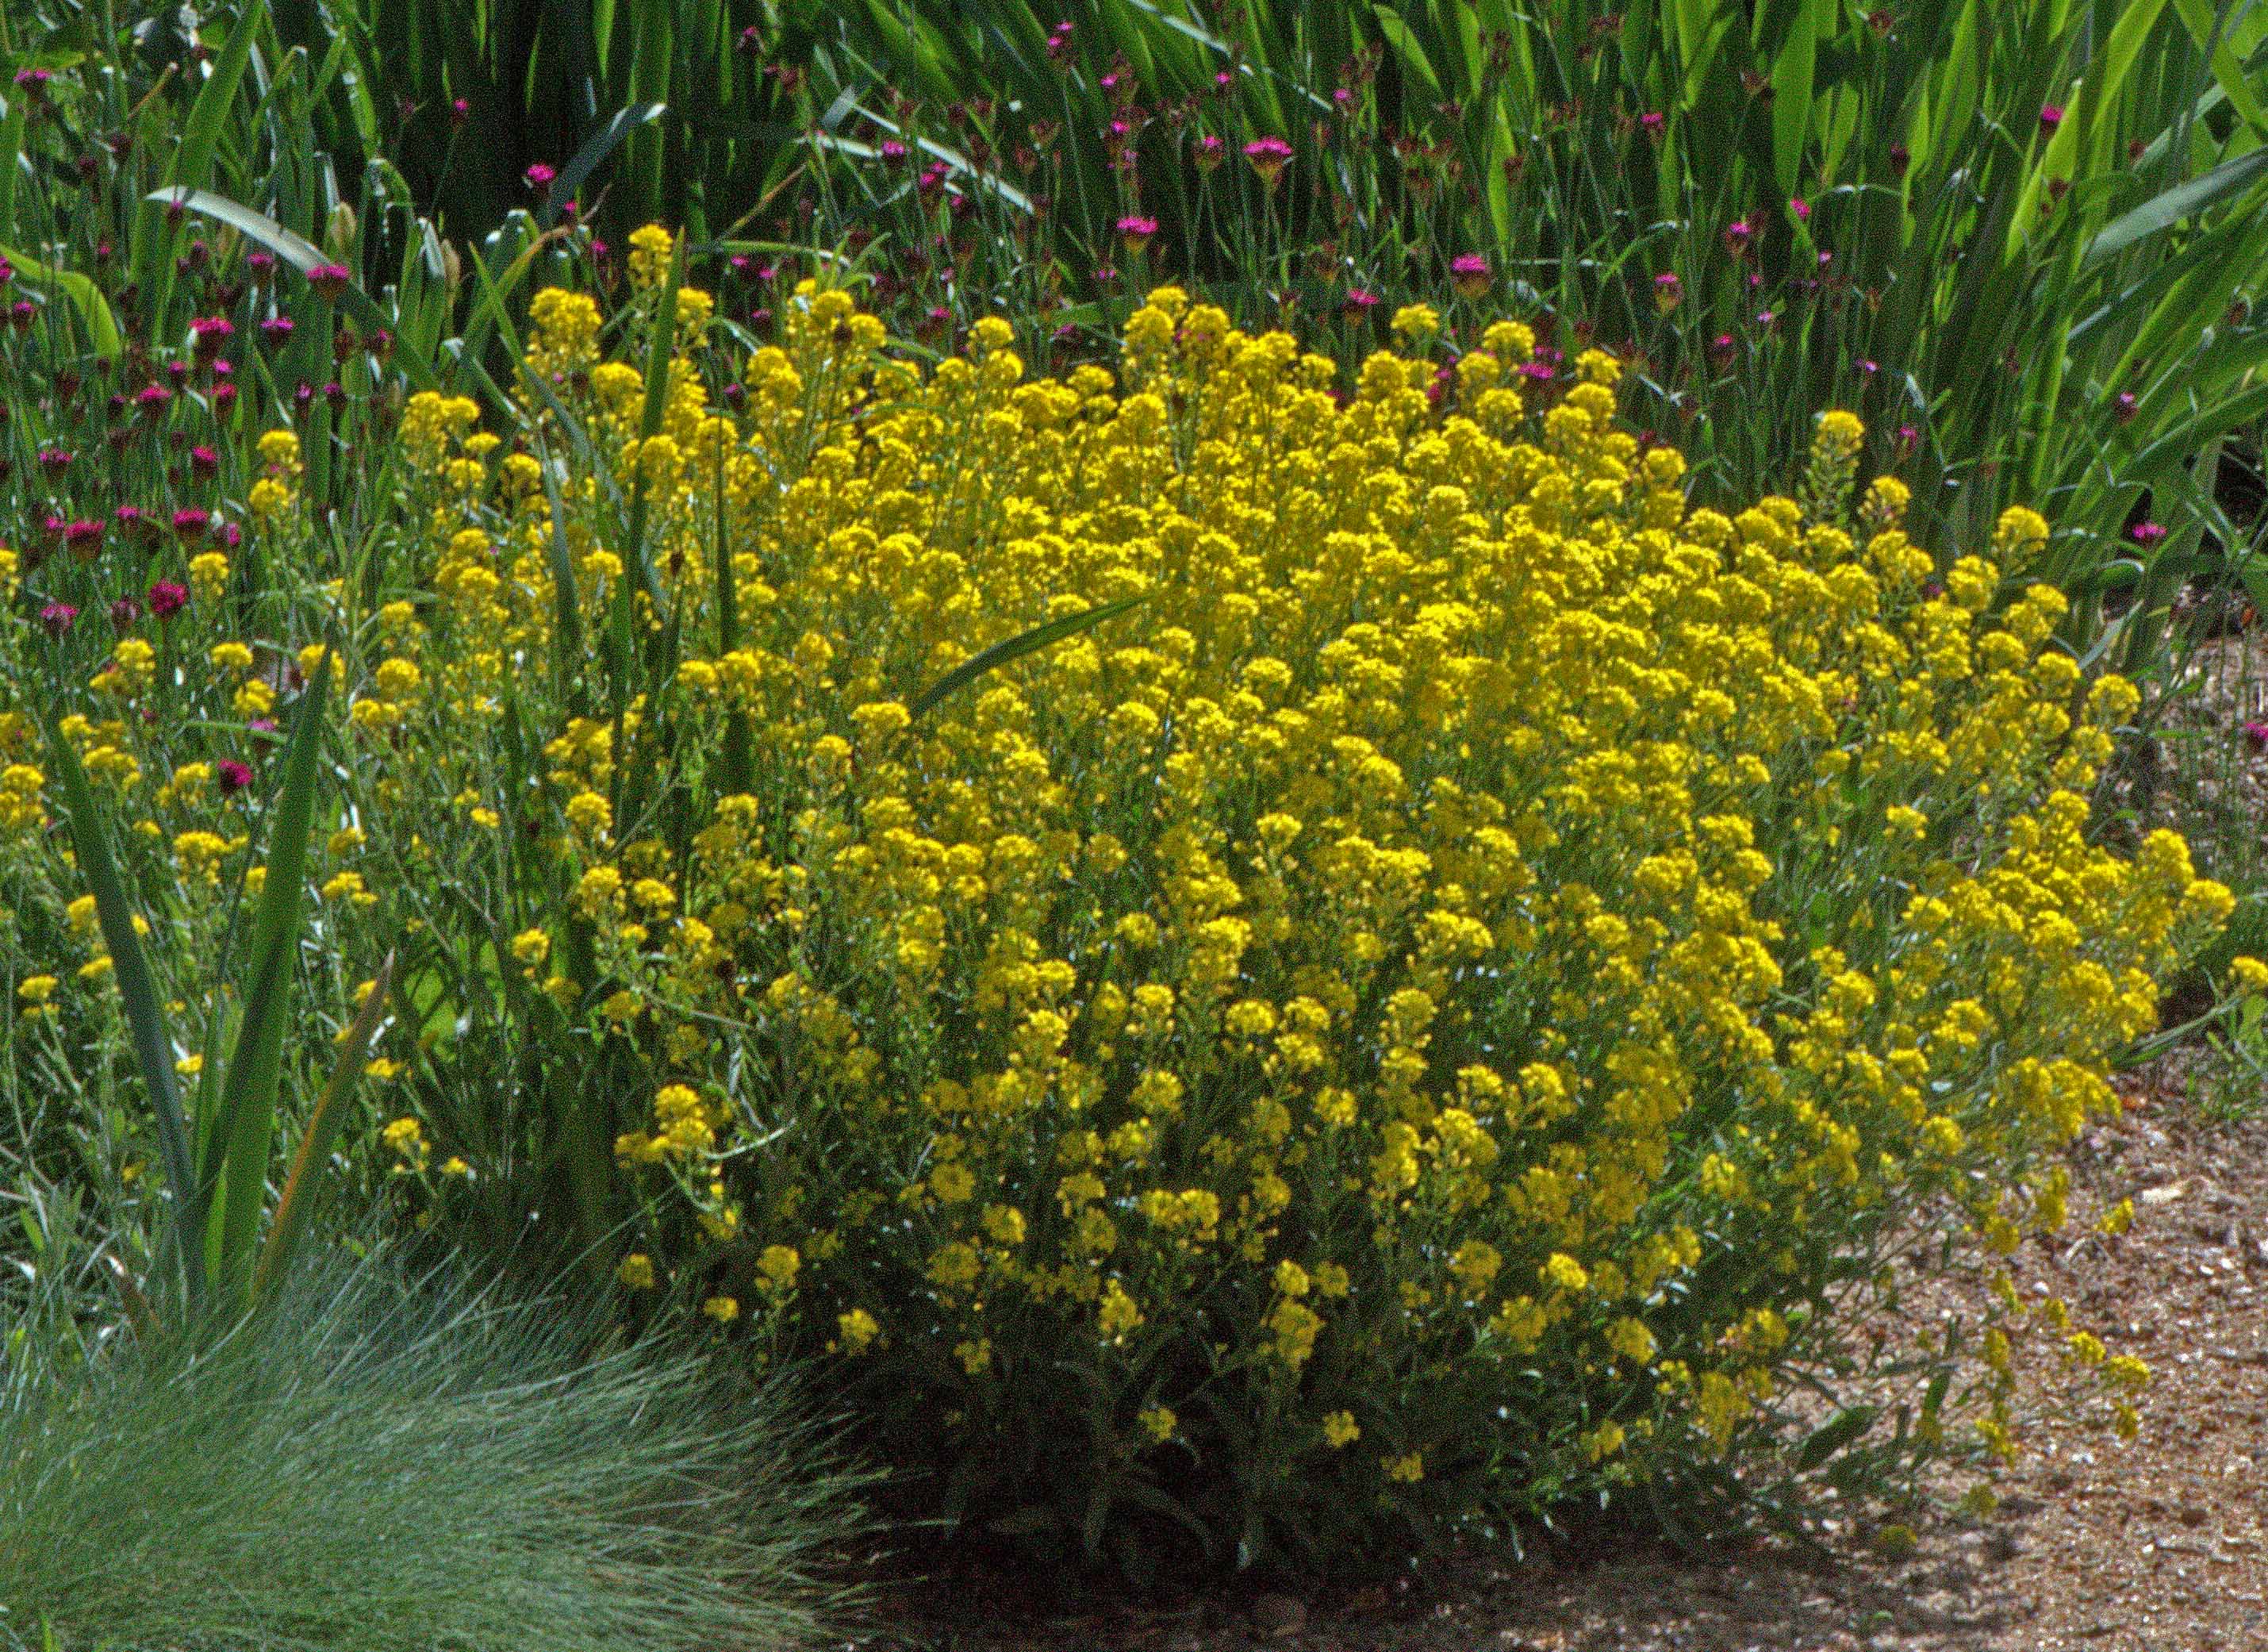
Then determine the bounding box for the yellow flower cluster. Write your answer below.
[1,244,2229,1562]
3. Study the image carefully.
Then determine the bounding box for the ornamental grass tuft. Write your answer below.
[0,1246,872,1652]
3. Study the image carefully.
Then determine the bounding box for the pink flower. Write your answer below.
[1194,134,1226,171]
[1116,214,1158,253]
[173,508,210,542]
[1450,253,1491,299]
[1652,271,1683,313]
[2113,390,2138,423]
[524,162,557,190]
[259,317,295,344]
[1638,111,1664,140]
[217,759,255,795]
[1342,287,1380,316]
[2244,720,2268,753]
[2129,521,2166,547]
[148,581,190,620]
[305,262,351,299]
[190,315,235,359]
[1243,136,1292,186]
[1790,196,1809,221]
[1723,218,1755,257]
[39,602,79,638]
[2039,103,2063,135]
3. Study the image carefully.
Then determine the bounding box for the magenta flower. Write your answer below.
[190,315,234,359]
[1790,196,1810,221]
[173,508,210,542]
[305,263,351,299]
[1243,136,1292,186]
[36,448,72,476]
[217,759,255,795]
[1342,287,1380,316]
[524,162,557,190]
[135,384,173,413]
[1652,271,1683,313]
[451,98,472,124]
[2113,390,2139,423]
[247,252,277,286]
[1450,253,1491,299]
[259,317,295,344]
[189,444,220,478]
[2245,721,2268,753]
[880,139,910,163]
[148,581,190,620]
[1194,134,1225,171]
[39,602,79,638]
[1638,111,1665,140]
[1723,218,1755,257]
[109,597,142,632]
[2039,103,2063,135]
[2129,521,2167,547]
[1116,214,1158,253]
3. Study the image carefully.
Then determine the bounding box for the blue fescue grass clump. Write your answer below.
[0,1247,875,1652]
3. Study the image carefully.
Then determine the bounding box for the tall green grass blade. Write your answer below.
[1769,0,1821,198]
[38,712,198,1300]
[136,0,267,328]
[0,244,121,359]
[253,950,396,1304]
[2085,144,2268,261]
[205,648,332,1305]
[552,99,667,217]
[910,595,1148,720]
[0,103,21,243]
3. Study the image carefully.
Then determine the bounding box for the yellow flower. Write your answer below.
[618,1253,658,1289]
[1322,1410,1360,1448]
[758,1243,801,1290]
[835,1308,881,1353]
[1383,1451,1425,1483]
[701,1294,740,1325]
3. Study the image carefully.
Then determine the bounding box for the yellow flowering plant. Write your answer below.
[0,242,2238,1577]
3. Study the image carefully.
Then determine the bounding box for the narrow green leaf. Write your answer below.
[0,103,22,243]
[1769,0,1820,198]
[136,0,267,317]
[206,647,332,1303]
[551,99,667,216]
[910,595,1148,720]
[253,948,395,1304]
[40,712,198,1300]
[2085,145,2268,263]
[0,243,121,359]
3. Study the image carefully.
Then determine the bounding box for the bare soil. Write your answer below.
[851,1077,2268,1652]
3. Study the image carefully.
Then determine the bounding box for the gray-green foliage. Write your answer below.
[0,1247,873,1652]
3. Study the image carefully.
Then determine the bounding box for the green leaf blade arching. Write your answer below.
[910,595,1149,720]
[207,647,333,1306]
